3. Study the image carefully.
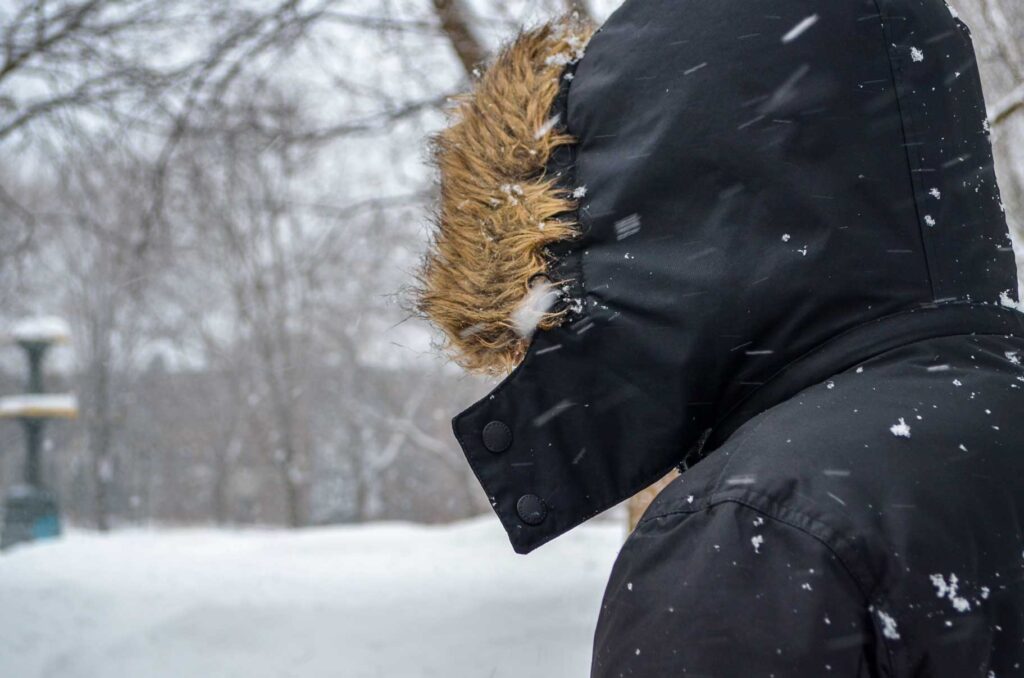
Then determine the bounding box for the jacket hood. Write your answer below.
[423,0,1022,553]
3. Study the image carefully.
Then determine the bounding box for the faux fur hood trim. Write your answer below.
[416,15,594,375]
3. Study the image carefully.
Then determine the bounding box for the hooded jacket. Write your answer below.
[418,0,1024,675]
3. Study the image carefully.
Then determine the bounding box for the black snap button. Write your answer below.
[482,421,512,453]
[516,494,547,525]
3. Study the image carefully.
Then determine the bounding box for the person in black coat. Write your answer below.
[415,1,1024,675]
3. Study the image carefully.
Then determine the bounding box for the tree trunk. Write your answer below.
[85,315,114,531]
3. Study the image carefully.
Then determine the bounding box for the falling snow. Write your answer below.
[511,281,560,338]
[911,47,924,63]
[614,214,642,240]
[781,15,819,44]
[751,534,764,553]
[534,114,561,140]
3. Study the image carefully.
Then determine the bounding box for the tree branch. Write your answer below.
[990,82,1024,127]
[430,0,487,76]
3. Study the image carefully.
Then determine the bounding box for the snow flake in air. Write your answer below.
[534,114,561,140]
[511,280,561,338]
[751,534,764,553]
[572,185,588,199]
[614,213,642,240]
[929,187,942,199]
[781,233,791,242]
[890,418,912,438]
[910,47,925,63]
[1006,351,1021,366]
[924,215,936,227]
[781,14,819,44]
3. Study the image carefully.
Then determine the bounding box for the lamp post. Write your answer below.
[0,317,78,549]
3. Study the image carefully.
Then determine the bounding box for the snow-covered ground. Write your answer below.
[0,516,624,678]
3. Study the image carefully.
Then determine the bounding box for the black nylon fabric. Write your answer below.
[592,333,1024,676]
[453,0,1019,555]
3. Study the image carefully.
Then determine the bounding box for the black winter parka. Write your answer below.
[446,0,1024,675]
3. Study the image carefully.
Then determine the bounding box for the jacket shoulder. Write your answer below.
[595,487,886,677]
[641,337,1024,675]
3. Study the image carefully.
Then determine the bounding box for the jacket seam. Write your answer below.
[869,0,936,302]
[710,416,771,493]
[704,303,1024,455]
[639,489,899,677]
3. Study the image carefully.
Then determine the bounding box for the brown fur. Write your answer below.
[415,16,594,375]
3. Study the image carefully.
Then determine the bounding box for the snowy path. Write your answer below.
[0,517,623,678]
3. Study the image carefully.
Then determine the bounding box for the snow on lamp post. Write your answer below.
[0,317,78,549]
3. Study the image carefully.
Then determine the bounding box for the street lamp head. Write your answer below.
[0,394,79,420]
[9,317,71,347]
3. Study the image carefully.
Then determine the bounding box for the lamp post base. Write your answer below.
[1,485,61,550]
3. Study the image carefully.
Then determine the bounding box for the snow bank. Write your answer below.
[0,516,623,678]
